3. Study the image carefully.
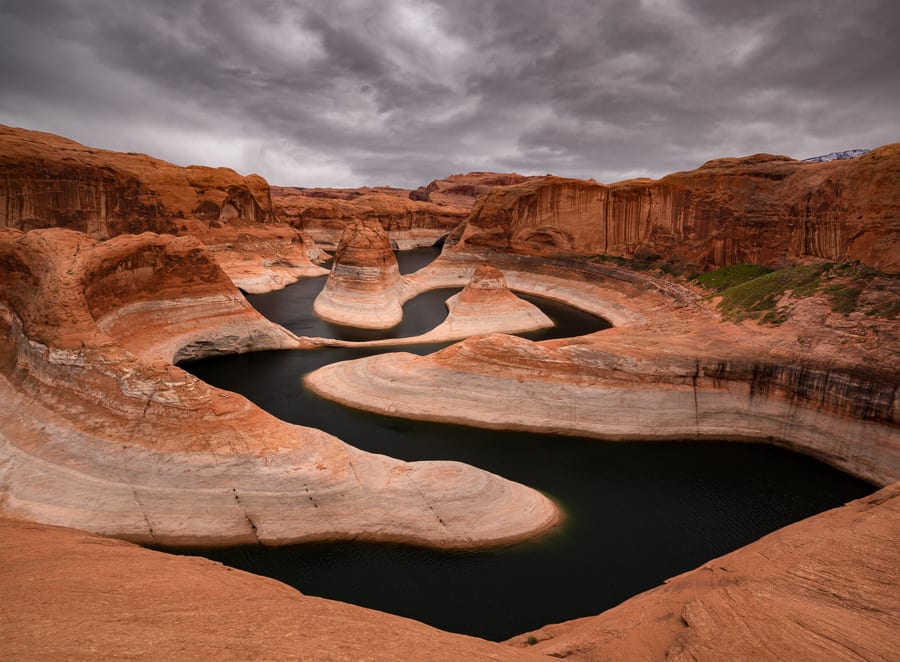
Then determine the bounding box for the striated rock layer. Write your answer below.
[0,517,547,662]
[451,144,900,273]
[314,219,405,329]
[0,228,559,547]
[307,252,900,486]
[0,125,325,290]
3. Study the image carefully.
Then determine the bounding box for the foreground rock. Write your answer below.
[314,219,405,329]
[0,124,324,290]
[307,253,900,486]
[450,144,900,273]
[0,228,559,547]
[509,482,900,661]
[0,518,546,662]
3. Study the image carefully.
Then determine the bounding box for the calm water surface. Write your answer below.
[178,247,873,641]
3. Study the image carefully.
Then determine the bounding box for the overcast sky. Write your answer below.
[1,0,898,188]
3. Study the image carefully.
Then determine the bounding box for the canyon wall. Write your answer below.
[0,125,325,290]
[451,145,900,273]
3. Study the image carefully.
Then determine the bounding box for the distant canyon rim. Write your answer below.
[0,124,898,660]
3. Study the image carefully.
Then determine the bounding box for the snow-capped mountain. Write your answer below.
[803,149,870,162]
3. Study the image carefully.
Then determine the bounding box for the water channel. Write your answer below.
[177,248,873,641]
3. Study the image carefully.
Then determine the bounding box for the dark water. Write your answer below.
[177,247,873,641]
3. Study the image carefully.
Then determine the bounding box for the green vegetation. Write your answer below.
[713,263,828,322]
[526,636,539,646]
[692,264,774,292]
[823,283,863,315]
[693,261,899,324]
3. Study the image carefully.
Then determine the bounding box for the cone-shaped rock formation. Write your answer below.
[313,219,403,329]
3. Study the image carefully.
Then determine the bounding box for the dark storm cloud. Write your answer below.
[0,0,898,187]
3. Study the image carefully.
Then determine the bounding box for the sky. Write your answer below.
[1,0,898,188]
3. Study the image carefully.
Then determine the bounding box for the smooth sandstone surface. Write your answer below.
[451,145,900,273]
[0,517,548,662]
[0,228,559,547]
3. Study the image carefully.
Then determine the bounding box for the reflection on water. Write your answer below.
[176,247,873,641]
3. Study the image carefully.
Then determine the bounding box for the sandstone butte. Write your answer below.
[313,218,406,328]
[272,171,538,249]
[1,126,899,660]
[0,124,328,292]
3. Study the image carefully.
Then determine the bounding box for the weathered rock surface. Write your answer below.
[0,518,547,662]
[0,228,559,547]
[451,145,900,273]
[307,252,900,486]
[314,219,405,329]
[305,264,553,348]
[0,125,324,290]
[509,482,900,661]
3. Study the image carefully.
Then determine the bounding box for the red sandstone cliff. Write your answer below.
[0,125,278,237]
[0,125,325,289]
[451,146,900,273]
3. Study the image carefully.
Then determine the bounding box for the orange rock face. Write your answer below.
[452,146,900,273]
[0,125,324,291]
[0,125,276,237]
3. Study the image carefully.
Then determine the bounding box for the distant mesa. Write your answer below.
[313,219,404,329]
[272,172,542,250]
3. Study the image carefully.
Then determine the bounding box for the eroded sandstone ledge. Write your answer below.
[0,228,559,548]
[307,252,900,486]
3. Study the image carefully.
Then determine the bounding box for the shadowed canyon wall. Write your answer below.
[452,145,900,273]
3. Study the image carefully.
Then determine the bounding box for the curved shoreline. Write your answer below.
[307,252,900,486]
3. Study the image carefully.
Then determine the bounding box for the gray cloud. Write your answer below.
[1,0,898,187]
